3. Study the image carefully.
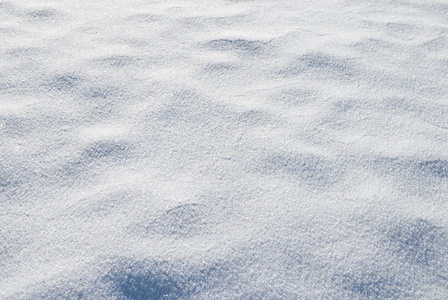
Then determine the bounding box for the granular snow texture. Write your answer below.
[1,0,447,299]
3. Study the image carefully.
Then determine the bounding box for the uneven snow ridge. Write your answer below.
[1,0,447,299]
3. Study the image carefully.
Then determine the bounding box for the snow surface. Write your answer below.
[1,0,448,298]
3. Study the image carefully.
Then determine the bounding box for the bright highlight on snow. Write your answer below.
[1,0,447,298]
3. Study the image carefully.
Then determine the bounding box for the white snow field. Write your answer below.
[1,0,448,298]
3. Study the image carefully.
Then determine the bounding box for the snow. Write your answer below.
[1,0,447,298]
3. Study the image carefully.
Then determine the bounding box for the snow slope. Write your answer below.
[1,0,448,298]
